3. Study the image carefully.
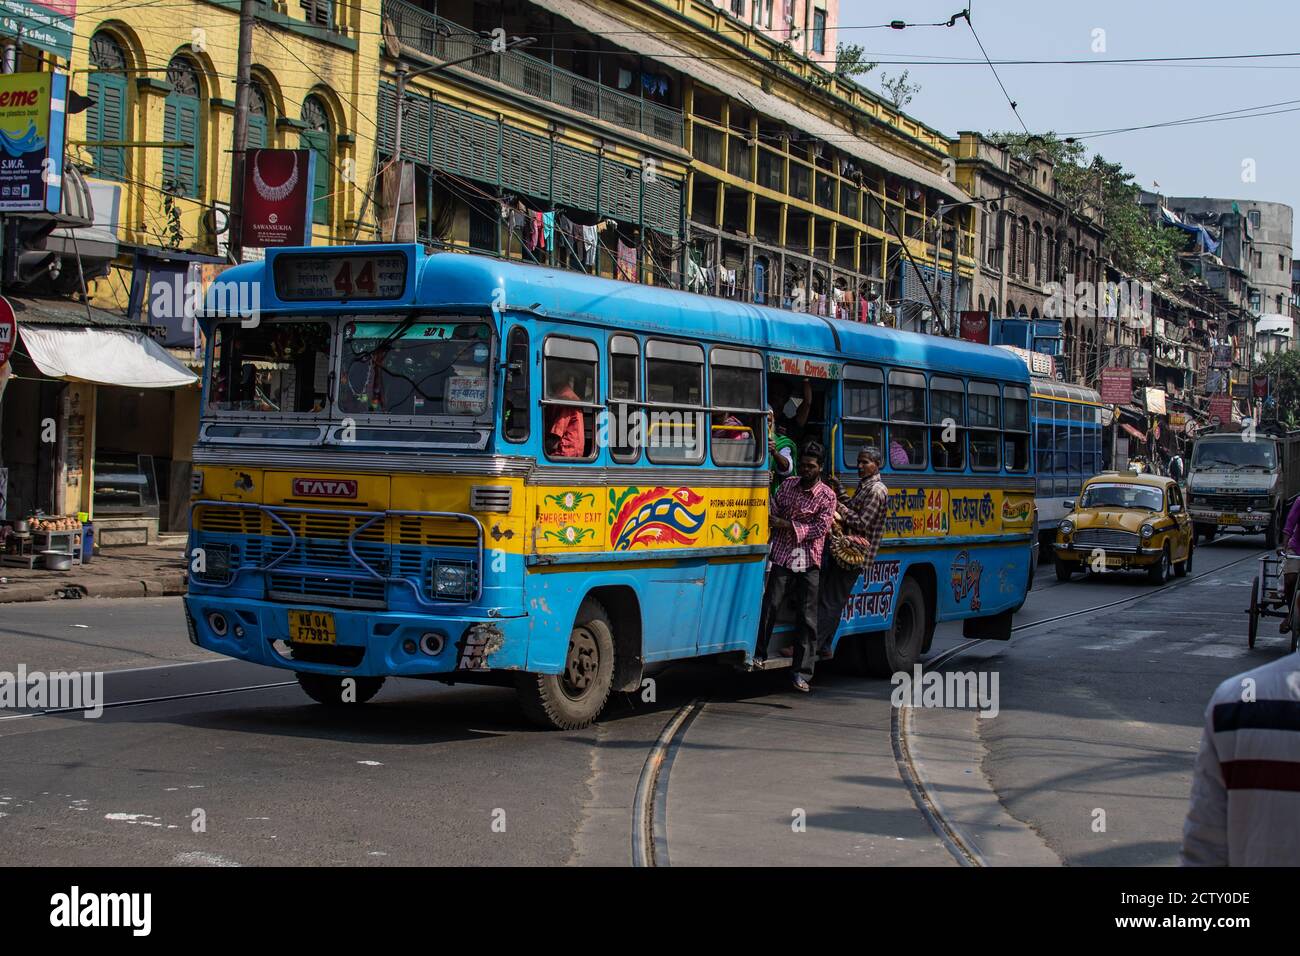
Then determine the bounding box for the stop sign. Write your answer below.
[0,296,14,366]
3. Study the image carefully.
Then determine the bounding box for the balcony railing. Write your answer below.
[383,0,684,147]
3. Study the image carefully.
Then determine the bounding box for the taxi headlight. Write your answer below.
[1141,523,1155,539]
[1059,519,1073,535]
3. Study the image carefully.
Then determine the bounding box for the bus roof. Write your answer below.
[205,245,1030,383]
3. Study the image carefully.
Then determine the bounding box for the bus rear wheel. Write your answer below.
[517,601,615,730]
[297,672,385,706]
[864,577,927,677]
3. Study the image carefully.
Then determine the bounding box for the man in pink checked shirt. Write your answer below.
[753,442,838,692]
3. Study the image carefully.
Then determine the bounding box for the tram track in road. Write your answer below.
[0,680,297,722]
[632,545,1266,868]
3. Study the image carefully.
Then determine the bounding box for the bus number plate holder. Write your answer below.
[289,610,337,645]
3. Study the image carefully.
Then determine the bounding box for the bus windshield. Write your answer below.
[209,319,332,414]
[339,319,492,418]
[1191,439,1276,471]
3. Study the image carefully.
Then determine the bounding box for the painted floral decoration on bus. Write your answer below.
[713,521,760,544]
[544,491,595,512]
[542,525,595,546]
[610,486,706,550]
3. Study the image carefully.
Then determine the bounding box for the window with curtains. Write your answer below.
[162,56,202,198]
[247,81,269,149]
[300,95,331,225]
[87,32,128,181]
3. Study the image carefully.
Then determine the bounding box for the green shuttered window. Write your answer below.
[163,57,202,198]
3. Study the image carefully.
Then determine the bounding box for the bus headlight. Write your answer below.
[1141,523,1155,539]
[433,563,472,599]
[1059,519,1073,535]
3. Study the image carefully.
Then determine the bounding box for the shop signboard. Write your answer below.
[0,294,14,366]
[1100,366,1132,405]
[1231,382,1249,399]
[1211,343,1234,368]
[0,0,76,60]
[239,148,315,248]
[1208,394,1233,425]
[0,71,65,213]
[958,311,990,345]
[1253,374,1269,399]
[1144,386,1167,416]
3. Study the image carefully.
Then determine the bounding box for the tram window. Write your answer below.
[1068,425,1083,474]
[542,336,599,461]
[210,321,331,414]
[969,381,1000,471]
[1036,421,1053,473]
[503,327,530,443]
[843,366,885,466]
[930,376,965,471]
[1004,386,1030,472]
[710,348,764,467]
[646,340,705,464]
[887,370,926,469]
[609,335,640,463]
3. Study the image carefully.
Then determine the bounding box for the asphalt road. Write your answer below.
[0,534,1277,866]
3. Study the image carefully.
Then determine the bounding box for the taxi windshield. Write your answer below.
[338,319,492,417]
[1081,483,1163,512]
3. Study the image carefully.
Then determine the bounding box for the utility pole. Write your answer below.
[228,0,257,265]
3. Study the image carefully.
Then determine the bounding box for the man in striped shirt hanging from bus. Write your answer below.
[754,442,838,692]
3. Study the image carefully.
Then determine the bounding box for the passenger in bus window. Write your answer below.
[770,377,812,445]
[545,374,585,458]
[889,436,912,467]
[754,443,838,692]
[768,410,797,493]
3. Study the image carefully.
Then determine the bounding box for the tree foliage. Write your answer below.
[880,71,920,109]
[834,42,877,78]
[986,130,1186,286]
[1258,350,1300,428]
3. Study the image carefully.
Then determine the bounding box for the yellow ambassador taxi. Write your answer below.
[1053,472,1194,585]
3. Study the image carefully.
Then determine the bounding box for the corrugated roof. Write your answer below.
[11,296,138,329]
[527,0,969,204]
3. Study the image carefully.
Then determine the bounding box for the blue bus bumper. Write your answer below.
[183,595,531,678]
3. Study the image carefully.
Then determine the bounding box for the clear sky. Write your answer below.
[838,0,1300,247]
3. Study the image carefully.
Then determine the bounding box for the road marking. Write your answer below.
[1080,629,1163,651]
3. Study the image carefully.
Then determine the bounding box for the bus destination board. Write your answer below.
[274,252,408,301]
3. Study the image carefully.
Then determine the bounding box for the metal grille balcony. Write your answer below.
[383,0,683,147]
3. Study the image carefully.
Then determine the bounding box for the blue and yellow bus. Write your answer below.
[185,244,1036,728]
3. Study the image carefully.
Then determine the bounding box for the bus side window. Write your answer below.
[968,381,1000,471]
[609,335,641,463]
[930,376,965,471]
[842,366,884,467]
[542,336,599,461]
[710,348,764,467]
[1004,386,1030,472]
[646,340,705,464]
[887,370,927,469]
[503,327,530,443]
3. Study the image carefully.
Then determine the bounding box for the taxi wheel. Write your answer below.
[1147,545,1171,585]
[297,672,385,706]
[517,601,614,731]
[1175,540,1194,577]
[865,577,926,677]
[1054,556,1077,582]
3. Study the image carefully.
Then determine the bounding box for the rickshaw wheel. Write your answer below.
[1247,576,1259,649]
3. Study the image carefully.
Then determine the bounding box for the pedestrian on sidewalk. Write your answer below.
[1181,652,1300,865]
[816,446,889,656]
[753,442,837,693]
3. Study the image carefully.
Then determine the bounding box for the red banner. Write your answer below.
[1253,375,1269,399]
[1099,366,1132,405]
[958,311,990,344]
[240,148,315,249]
[1208,394,1233,426]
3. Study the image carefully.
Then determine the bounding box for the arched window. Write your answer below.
[1017,216,1030,277]
[248,80,270,149]
[88,32,129,181]
[1006,217,1017,274]
[989,297,998,318]
[1031,223,1042,284]
[301,95,332,225]
[1044,228,1055,280]
[163,55,203,197]
[978,294,985,313]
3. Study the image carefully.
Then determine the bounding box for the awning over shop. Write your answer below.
[526,0,970,204]
[17,324,198,388]
[1121,423,1147,441]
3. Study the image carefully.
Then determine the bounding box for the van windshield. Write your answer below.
[1191,440,1276,471]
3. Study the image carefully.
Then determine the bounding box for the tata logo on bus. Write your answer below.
[767,355,842,379]
[292,478,358,498]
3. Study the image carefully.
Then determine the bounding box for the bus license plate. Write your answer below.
[289,610,336,645]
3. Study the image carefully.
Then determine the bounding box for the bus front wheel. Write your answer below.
[297,672,385,706]
[865,577,927,677]
[517,601,615,730]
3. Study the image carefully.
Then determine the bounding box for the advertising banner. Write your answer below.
[239,148,315,248]
[0,0,75,60]
[1099,366,1132,405]
[1208,394,1233,426]
[958,310,990,345]
[1253,374,1269,399]
[0,71,64,212]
